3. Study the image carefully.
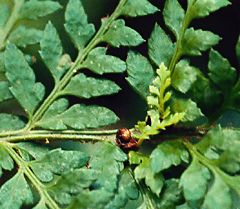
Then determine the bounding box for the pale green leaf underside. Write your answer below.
[4,44,45,116]
[182,28,221,56]
[102,19,144,47]
[40,22,64,81]
[150,140,189,173]
[62,73,121,98]
[208,49,237,91]
[172,60,198,93]
[65,0,95,49]
[163,0,185,39]
[0,113,25,132]
[82,47,126,74]
[8,26,43,48]
[0,173,33,209]
[19,0,62,20]
[148,24,174,66]
[35,99,118,130]
[126,51,154,98]
[0,81,12,102]
[121,0,159,17]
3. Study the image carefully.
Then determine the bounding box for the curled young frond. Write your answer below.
[134,63,185,140]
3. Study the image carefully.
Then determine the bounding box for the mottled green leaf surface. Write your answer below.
[36,99,118,130]
[157,179,182,209]
[171,96,206,124]
[105,169,139,209]
[129,151,164,196]
[65,0,95,49]
[48,169,98,205]
[0,173,33,209]
[0,3,9,28]
[82,47,126,74]
[102,19,144,47]
[8,26,43,48]
[40,22,64,81]
[180,158,211,208]
[148,24,174,66]
[4,44,45,116]
[30,149,89,182]
[188,0,230,19]
[121,0,159,17]
[0,113,25,132]
[126,51,154,98]
[0,145,14,177]
[172,60,198,93]
[182,28,221,56]
[62,73,121,98]
[0,81,12,102]
[163,0,185,38]
[151,140,189,173]
[208,49,237,91]
[19,0,62,20]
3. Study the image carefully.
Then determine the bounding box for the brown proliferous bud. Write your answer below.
[116,128,138,151]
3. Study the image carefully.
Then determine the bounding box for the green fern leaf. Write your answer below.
[172,60,198,93]
[208,49,237,91]
[61,73,121,98]
[163,0,185,39]
[102,19,144,47]
[148,24,174,66]
[35,99,118,130]
[0,173,34,209]
[4,44,45,116]
[126,51,155,98]
[129,151,164,196]
[19,0,62,20]
[188,0,231,20]
[150,140,189,173]
[40,22,65,81]
[81,47,126,74]
[0,3,10,28]
[65,0,95,50]
[8,26,43,48]
[121,0,159,17]
[182,28,221,56]
[0,113,25,131]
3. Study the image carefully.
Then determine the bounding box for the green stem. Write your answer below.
[0,0,24,50]
[168,2,192,74]
[5,144,60,209]
[0,131,116,143]
[25,0,127,131]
